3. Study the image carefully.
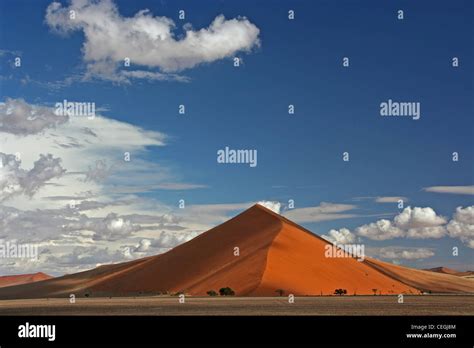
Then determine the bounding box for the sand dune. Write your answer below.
[0,204,472,299]
[0,272,52,288]
[251,213,417,295]
[424,267,474,277]
[365,259,474,293]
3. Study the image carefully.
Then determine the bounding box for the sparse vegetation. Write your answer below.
[334,289,347,296]
[275,289,285,296]
[207,290,218,296]
[219,287,235,296]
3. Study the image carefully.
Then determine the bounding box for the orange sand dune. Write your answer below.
[365,259,474,293]
[0,272,52,288]
[252,216,416,295]
[0,205,472,299]
[424,267,474,277]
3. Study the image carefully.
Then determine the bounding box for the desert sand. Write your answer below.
[0,204,472,299]
[0,272,52,288]
[425,267,474,277]
[0,296,472,316]
[365,259,474,293]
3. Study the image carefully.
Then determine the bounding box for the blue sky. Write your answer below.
[0,0,472,274]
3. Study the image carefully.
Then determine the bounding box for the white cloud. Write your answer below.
[84,159,113,182]
[447,206,474,248]
[375,196,407,203]
[151,230,199,249]
[356,207,447,240]
[257,201,281,214]
[0,152,66,201]
[121,70,190,83]
[45,0,260,82]
[394,206,447,239]
[44,246,125,268]
[135,239,151,252]
[356,219,405,241]
[63,213,141,241]
[322,228,357,244]
[394,207,447,228]
[121,238,151,259]
[328,206,474,247]
[423,186,474,195]
[283,202,357,223]
[368,246,435,260]
[0,98,196,212]
[0,98,68,135]
[122,230,201,259]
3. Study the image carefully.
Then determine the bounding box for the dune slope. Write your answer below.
[0,272,52,288]
[365,258,474,293]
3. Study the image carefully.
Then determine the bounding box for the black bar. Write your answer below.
[0,316,472,346]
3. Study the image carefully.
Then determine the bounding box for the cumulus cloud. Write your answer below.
[62,213,142,241]
[257,201,281,214]
[369,247,435,260]
[123,230,200,258]
[322,228,357,244]
[45,0,260,82]
[394,207,447,228]
[45,246,125,267]
[394,206,447,239]
[122,238,152,258]
[0,152,66,201]
[447,206,474,248]
[423,186,474,195]
[60,210,187,242]
[356,219,405,241]
[356,207,447,240]
[0,98,68,135]
[134,238,151,252]
[84,159,113,182]
[0,202,188,247]
[151,230,199,249]
[283,202,357,223]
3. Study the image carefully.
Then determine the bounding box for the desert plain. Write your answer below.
[0,295,472,316]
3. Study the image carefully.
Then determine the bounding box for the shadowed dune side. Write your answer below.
[0,272,53,288]
[90,205,283,295]
[365,258,474,293]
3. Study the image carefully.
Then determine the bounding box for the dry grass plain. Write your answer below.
[0,295,472,316]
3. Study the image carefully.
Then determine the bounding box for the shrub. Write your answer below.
[275,289,285,296]
[334,289,347,296]
[219,287,235,296]
[207,290,218,296]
